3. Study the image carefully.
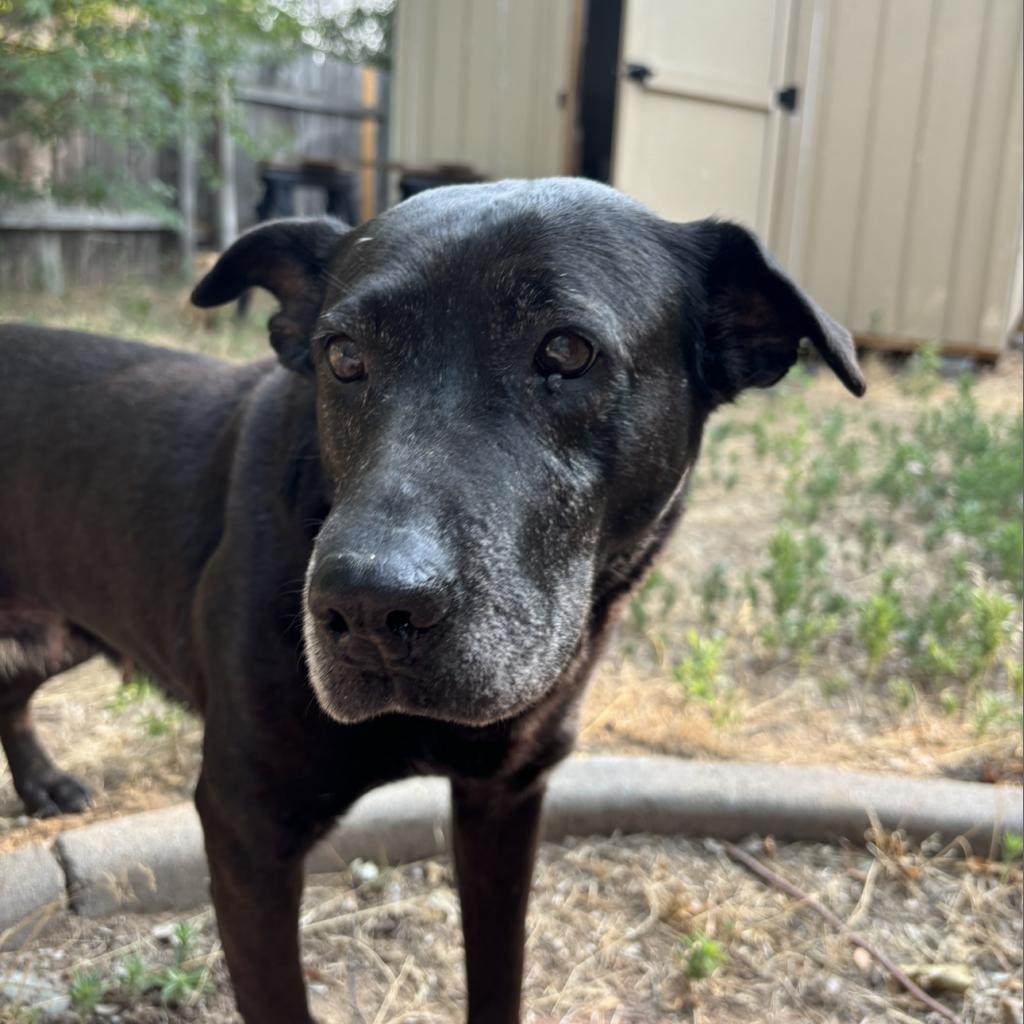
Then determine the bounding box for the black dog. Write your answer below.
[0,178,864,1023]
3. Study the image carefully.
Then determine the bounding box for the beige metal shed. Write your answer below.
[390,0,1023,357]
[389,0,580,180]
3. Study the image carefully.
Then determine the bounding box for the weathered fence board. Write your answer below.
[0,51,386,290]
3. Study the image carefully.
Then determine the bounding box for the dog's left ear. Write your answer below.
[673,219,865,405]
[191,218,348,374]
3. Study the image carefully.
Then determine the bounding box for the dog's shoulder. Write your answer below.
[1,321,218,371]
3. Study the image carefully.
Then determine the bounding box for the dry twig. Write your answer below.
[723,841,964,1024]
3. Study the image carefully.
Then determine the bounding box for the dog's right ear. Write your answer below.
[191,218,348,374]
[670,219,865,407]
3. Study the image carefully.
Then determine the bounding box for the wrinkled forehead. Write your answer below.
[322,182,677,343]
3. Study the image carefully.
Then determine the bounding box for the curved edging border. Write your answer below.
[2,756,1021,949]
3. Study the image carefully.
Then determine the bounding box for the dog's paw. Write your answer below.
[22,771,92,818]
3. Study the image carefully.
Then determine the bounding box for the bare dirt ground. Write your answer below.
[1,287,1021,1021]
[3,833,1022,1023]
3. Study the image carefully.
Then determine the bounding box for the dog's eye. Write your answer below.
[326,335,366,382]
[535,331,596,379]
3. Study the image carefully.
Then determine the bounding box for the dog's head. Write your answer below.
[193,179,863,726]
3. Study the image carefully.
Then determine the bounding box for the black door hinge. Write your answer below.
[625,62,654,85]
[776,85,799,112]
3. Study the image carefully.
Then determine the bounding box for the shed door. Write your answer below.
[612,0,793,240]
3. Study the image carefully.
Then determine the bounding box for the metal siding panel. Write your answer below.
[464,0,573,179]
[756,0,793,241]
[386,3,406,164]
[771,0,822,276]
[417,3,441,164]
[801,0,884,324]
[1008,224,1024,336]
[495,1,538,178]
[454,0,474,160]
[843,0,935,336]
[943,0,1021,344]
[428,0,470,162]
[896,0,988,339]
[978,35,1024,347]
[528,0,573,178]
[842,1,890,320]
[463,0,499,175]
[560,0,586,175]
[389,0,429,166]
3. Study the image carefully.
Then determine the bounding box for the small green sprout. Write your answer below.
[679,931,727,980]
[1002,832,1023,863]
[69,970,106,1016]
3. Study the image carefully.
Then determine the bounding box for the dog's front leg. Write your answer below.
[195,771,320,1024]
[451,776,546,1024]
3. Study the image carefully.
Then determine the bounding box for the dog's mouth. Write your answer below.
[300,606,570,727]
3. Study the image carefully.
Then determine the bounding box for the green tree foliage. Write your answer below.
[0,0,394,204]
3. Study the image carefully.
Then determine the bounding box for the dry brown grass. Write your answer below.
[578,352,1023,787]
[0,662,201,855]
[2,832,1021,1022]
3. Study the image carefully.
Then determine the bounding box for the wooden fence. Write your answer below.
[0,52,388,291]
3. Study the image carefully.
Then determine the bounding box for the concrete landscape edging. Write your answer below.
[0,843,66,951]
[2,755,1021,949]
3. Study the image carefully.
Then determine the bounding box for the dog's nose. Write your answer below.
[307,549,451,646]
